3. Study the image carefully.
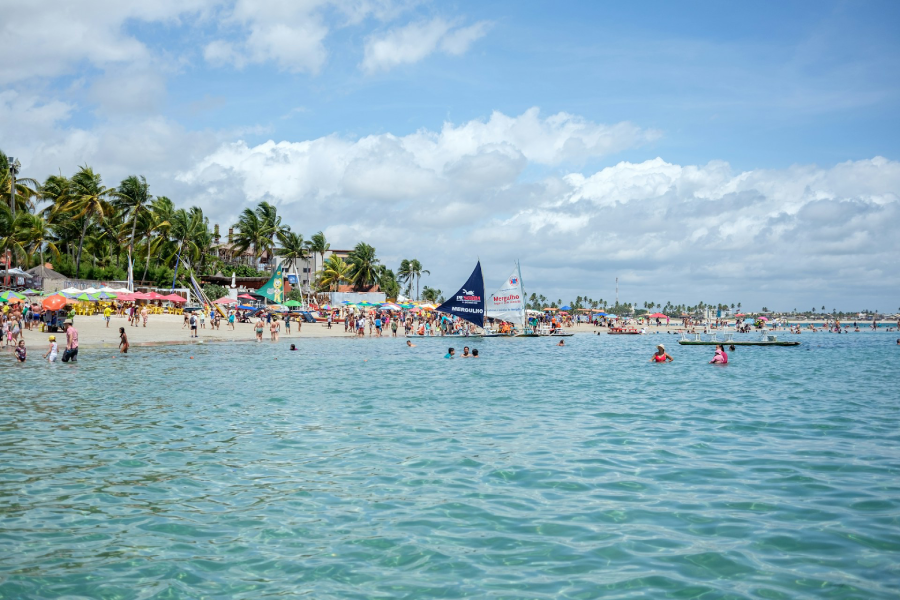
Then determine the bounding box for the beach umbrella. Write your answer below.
[559,305,572,311]
[116,293,135,301]
[419,303,436,310]
[758,316,769,321]
[163,293,187,302]
[95,291,117,300]
[381,303,401,311]
[238,293,256,300]
[214,297,237,305]
[649,312,667,318]
[0,291,26,302]
[21,288,41,295]
[42,294,68,310]
[74,292,97,302]
[284,300,302,307]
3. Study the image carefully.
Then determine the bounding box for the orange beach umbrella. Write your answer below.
[42,294,69,310]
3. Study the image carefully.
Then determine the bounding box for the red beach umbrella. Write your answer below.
[163,294,187,302]
[238,293,256,300]
[649,313,667,318]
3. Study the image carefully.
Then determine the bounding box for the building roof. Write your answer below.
[26,265,66,279]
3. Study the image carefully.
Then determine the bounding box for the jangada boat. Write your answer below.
[608,327,642,335]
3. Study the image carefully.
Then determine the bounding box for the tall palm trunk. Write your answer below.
[75,218,89,278]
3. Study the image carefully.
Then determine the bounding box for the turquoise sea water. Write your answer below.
[1,331,899,599]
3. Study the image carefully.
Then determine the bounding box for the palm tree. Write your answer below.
[0,152,40,215]
[348,242,380,290]
[275,230,309,275]
[139,196,174,283]
[21,211,61,267]
[407,259,429,300]
[309,231,330,278]
[397,259,413,296]
[68,166,116,278]
[421,286,442,303]
[116,175,152,264]
[316,255,352,291]
[233,204,280,269]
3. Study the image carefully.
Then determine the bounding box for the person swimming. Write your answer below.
[557,340,565,346]
[445,348,455,358]
[651,344,673,363]
[709,344,728,364]
[290,344,297,351]
[462,346,470,357]
[472,349,479,357]
[407,340,416,347]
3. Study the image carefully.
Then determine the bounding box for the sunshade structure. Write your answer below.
[163,293,187,302]
[380,303,401,311]
[21,288,41,295]
[42,294,69,310]
[238,293,256,300]
[419,303,436,310]
[559,305,572,311]
[115,293,135,301]
[94,291,118,300]
[284,300,303,307]
[214,297,237,305]
[649,312,667,318]
[0,291,26,302]
[74,292,97,302]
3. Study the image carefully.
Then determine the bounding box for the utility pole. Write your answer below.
[615,277,618,306]
[8,157,20,218]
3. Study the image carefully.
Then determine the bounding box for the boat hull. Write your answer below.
[678,341,800,346]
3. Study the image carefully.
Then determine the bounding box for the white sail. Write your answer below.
[485,265,526,325]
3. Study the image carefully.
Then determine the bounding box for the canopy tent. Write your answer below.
[649,312,667,318]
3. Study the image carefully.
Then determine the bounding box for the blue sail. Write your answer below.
[436,260,485,328]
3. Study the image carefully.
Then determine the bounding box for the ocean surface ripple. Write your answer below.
[1,332,899,599]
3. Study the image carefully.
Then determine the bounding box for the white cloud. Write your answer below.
[172,111,898,309]
[361,17,490,73]
[0,0,217,84]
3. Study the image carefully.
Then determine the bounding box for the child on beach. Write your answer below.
[119,327,129,353]
[14,340,26,362]
[43,335,58,362]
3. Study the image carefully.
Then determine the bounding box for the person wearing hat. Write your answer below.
[650,343,673,363]
[43,335,59,362]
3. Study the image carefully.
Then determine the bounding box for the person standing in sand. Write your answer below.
[140,306,149,327]
[189,312,198,338]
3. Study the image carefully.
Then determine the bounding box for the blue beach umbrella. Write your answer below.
[559,305,572,311]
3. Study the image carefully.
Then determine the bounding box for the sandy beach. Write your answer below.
[9,313,797,349]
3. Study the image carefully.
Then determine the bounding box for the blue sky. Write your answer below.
[2,1,899,311]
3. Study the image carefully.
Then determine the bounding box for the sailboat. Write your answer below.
[425,260,485,337]
[484,261,526,336]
